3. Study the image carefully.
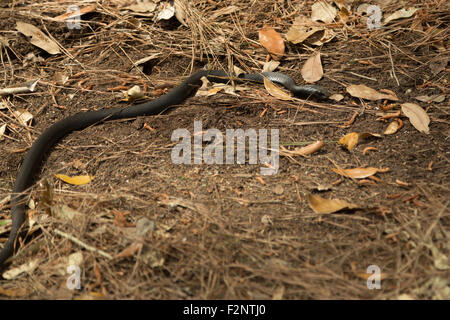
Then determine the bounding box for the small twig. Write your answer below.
[54,229,113,260]
[388,42,400,86]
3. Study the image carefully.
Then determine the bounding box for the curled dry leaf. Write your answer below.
[331,167,379,179]
[0,123,6,140]
[301,52,323,83]
[384,7,419,24]
[286,15,324,44]
[55,174,94,185]
[263,60,280,72]
[263,77,292,100]
[258,27,285,57]
[401,103,430,134]
[384,120,400,135]
[308,194,358,214]
[122,85,145,102]
[346,84,398,101]
[156,1,175,21]
[13,109,33,126]
[281,141,324,157]
[295,140,324,156]
[16,22,60,55]
[338,132,359,151]
[311,1,338,23]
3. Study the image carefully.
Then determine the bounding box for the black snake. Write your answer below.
[0,70,329,267]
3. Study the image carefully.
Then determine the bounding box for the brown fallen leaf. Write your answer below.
[16,21,60,55]
[331,167,379,179]
[263,77,292,100]
[55,174,94,185]
[301,52,323,83]
[308,194,358,214]
[338,132,359,151]
[401,103,430,134]
[258,26,285,57]
[346,84,398,101]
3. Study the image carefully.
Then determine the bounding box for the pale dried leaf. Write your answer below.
[16,21,60,55]
[156,1,175,20]
[301,52,323,83]
[2,258,40,280]
[346,84,398,101]
[401,103,430,134]
[174,0,188,27]
[415,95,445,103]
[125,0,157,13]
[331,167,379,179]
[329,93,344,101]
[308,194,358,214]
[385,7,419,24]
[0,123,6,139]
[13,109,33,126]
[263,60,280,72]
[311,1,338,23]
[263,77,292,100]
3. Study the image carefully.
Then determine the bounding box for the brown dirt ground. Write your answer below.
[0,0,449,299]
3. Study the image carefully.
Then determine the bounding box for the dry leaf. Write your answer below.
[0,123,6,140]
[2,259,40,280]
[401,103,430,134]
[346,84,398,101]
[16,21,60,55]
[301,52,323,83]
[338,132,359,151]
[263,60,280,72]
[385,7,419,24]
[122,85,145,102]
[311,1,338,24]
[384,120,400,135]
[415,95,445,103]
[263,77,292,100]
[331,167,379,179]
[174,0,188,27]
[329,93,344,101]
[286,16,324,44]
[258,27,285,57]
[156,1,175,20]
[13,109,33,126]
[308,194,358,214]
[125,0,157,13]
[55,174,94,185]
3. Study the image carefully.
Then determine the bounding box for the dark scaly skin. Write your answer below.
[0,70,328,267]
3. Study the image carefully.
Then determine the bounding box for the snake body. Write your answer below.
[0,70,328,267]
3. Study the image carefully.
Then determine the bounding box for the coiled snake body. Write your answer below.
[0,70,328,267]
